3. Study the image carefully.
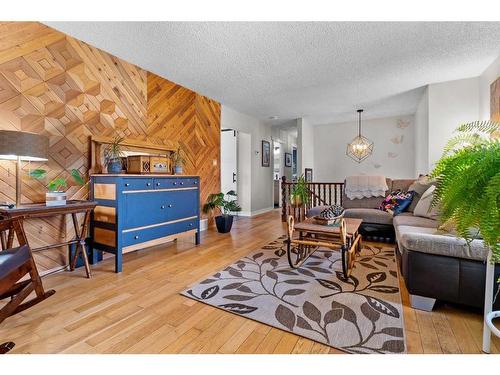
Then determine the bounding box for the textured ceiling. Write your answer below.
[45,22,500,125]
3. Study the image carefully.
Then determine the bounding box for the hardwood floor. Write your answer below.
[1,209,499,354]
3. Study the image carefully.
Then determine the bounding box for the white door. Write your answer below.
[221,129,237,194]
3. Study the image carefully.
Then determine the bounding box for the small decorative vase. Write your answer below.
[107,159,122,174]
[46,191,67,206]
[174,165,183,175]
[290,194,303,207]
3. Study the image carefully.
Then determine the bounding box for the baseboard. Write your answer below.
[238,207,275,217]
[200,218,208,231]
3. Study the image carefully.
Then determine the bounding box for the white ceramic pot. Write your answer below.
[46,191,67,206]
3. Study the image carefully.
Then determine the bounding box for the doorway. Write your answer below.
[221,129,237,194]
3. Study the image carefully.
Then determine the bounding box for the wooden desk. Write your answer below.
[0,200,97,278]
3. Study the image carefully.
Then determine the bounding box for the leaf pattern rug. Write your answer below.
[181,236,406,354]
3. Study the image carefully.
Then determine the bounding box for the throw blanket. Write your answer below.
[345,175,388,200]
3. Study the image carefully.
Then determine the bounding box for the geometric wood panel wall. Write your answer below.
[0,22,220,274]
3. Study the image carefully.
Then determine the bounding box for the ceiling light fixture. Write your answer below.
[346,109,373,163]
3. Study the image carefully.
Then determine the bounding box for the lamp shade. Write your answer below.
[0,130,49,161]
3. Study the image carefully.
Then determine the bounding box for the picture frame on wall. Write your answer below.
[305,168,313,182]
[285,152,292,167]
[262,140,270,167]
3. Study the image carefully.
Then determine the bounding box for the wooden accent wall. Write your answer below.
[0,22,220,273]
[491,77,500,122]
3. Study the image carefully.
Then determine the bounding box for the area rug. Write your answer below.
[181,236,406,354]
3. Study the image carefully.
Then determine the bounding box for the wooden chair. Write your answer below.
[0,218,55,353]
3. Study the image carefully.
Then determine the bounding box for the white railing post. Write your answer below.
[482,249,494,353]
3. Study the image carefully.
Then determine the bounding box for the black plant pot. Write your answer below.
[215,215,234,233]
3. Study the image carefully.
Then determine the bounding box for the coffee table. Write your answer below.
[286,216,363,278]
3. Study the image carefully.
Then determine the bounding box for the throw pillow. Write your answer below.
[413,185,439,219]
[408,175,437,212]
[379,190,415,216]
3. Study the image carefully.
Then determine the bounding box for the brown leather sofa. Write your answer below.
[307,178,500,311]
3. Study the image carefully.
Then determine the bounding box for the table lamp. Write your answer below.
[0,130,49,207]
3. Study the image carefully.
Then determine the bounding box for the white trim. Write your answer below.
[199,218,208,231]
[122,216,197,233]
[237,207,275,217]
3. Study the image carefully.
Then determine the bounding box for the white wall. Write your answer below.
[479,55,500,120]
[272,127,297,181]
[414,87,429,175]
[297,118,314,175]
[221,106,274,215]
[427,77,480,169]
[314,115,415,182]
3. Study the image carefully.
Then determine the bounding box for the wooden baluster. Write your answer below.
[334,184,338,206]
[281,176,287,222]
[322,184,326,205]
[328,184,332,206]
[340,184,343,206]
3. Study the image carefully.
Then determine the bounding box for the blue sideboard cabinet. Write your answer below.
[90,174,200,272]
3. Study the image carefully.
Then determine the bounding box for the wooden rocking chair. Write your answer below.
[0,218,55,353]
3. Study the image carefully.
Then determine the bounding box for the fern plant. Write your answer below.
[202,190,242,217]
[430,121,500,264]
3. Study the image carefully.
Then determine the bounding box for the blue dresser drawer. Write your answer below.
[153,178,178,189]
[123,217,198,246]
[122,178,153,191]
[176,177,199,188]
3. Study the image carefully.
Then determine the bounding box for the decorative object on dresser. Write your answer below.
[170,146,186,175]
[0,218,55,353]
[202,190,241,233]
[261,140,270,167]
[103,136,126,174]
[0,130,49,207]
[346,109,374,163]
[91,175,200,272]
[285,152,292,167]
[89,136,176,175]
[0,200,97,279]
[28,169,85,206]
[127,155,171,174]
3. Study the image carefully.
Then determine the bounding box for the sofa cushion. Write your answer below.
[393,214,438,229]
[344,208,393,225]
[413,185,440,219]
[391,179,415,192]
[396,225,488,261]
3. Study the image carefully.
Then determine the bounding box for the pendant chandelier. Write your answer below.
[346,109,373,163]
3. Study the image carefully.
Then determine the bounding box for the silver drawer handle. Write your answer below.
[134,235,139,239]
[146,182,151,186]
[173,182,177,185]
[161,205,165,209]
[125,183,130,187]
[156,182,161,186]
[194,181,198,185]
[189,223,193,226]
[180,182,184,185]
[168,204,173,208]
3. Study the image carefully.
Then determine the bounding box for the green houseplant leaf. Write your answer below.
[203,191,242,216]
[430,121,500,264]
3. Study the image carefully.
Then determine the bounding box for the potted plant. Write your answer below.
[202,190,242,233]
[290,174,310,207]
[103,136,125,174]
[430,120,499,349]
[29,169,85,206]
[170,146,185,175]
